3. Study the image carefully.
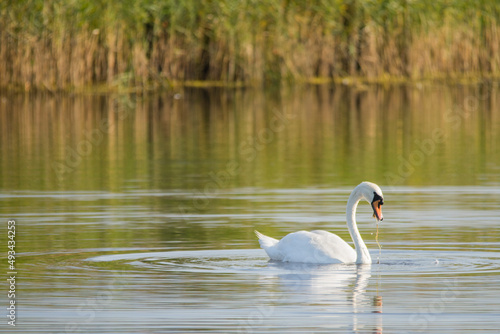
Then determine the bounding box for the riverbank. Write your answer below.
[1,1,499,91]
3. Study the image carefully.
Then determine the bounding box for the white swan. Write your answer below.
[255,181,384,264]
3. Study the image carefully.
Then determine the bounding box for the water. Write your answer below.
[1,84,500,333]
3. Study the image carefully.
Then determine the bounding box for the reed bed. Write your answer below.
[1,0,499,90]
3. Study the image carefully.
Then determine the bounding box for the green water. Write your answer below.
[1,83,500,333]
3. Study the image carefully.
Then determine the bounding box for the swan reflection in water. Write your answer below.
[259,262,383,333]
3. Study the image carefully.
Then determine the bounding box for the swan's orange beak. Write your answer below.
[372,199,383,221]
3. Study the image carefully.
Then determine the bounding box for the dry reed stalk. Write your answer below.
[132,41,149,86]
[106,26,117,85]
[0,30,10,87]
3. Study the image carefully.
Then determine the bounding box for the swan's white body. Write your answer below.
[255,182,384,264]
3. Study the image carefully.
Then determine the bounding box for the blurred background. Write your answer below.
[2,0,500,90]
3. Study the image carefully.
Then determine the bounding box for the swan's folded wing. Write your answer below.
[278,231,356,264]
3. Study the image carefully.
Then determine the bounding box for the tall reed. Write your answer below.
[1,0,499,90]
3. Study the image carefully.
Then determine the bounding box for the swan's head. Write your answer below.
[358,181,384,222]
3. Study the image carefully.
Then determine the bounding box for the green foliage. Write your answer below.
[1,0,499,90]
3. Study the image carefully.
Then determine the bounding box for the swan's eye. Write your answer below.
[372,192,384,206]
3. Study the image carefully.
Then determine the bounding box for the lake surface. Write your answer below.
[1,83,500,333]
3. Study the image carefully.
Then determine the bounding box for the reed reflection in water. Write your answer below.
[1,84,499,194]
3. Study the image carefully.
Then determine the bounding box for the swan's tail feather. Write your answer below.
[255,230,283,261]
[254,230,279,249]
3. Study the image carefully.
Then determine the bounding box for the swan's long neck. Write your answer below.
[346,190,372,264]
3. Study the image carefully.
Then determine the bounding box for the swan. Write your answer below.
[255,181,384,264]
